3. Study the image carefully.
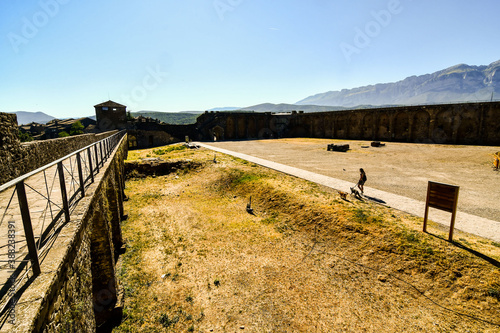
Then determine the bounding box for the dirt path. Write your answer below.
[202,139,500,222]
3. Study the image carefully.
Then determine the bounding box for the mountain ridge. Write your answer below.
[236,103,384,113]
[8,111,55,125]
[297,60,500,107]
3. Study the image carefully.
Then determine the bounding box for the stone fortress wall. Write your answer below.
[194,101,500,146]
[127,121,197,149]
[0,113,117,186]
[10,133,128,332]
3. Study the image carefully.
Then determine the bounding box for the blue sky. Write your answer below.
[1,0,500,118]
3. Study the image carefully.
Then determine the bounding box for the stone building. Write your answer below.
[95,100,127,131]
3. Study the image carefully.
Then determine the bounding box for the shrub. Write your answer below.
[18,130,33,142]
[70,120,84,135]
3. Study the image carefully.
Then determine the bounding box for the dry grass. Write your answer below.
[114,144,500,332]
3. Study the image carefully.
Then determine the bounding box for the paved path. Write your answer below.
[0,144,105,302]
[197,142,500,243]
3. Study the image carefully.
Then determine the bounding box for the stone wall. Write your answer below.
[0,113,24,185]
[8,134,127,332]
[195,101,500,145]
[0,112,117,186]
[128,122,198,149]
[128,129,176,149]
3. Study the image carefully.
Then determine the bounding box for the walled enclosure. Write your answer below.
[194,102,500,145]
[0,112,117,186]
[8,134,127,332]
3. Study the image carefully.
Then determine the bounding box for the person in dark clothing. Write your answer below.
[358,168,367,194]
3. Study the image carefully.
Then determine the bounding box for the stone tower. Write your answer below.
[94,100,127,131]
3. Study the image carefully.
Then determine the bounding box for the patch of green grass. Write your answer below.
[261,217,278,225]
[159,313,179,329]
[402,229,420,243]
[233,173,261,185]
[232,157,249,164]
[458,238,472,246]
[261,212,279,225]
[487,287,500,300]
[153,145,187,155]
[393,228,436,258]
[350,208,384,226]
[352,208,368,223]
[141,192,163,202]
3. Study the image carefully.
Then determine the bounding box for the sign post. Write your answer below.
[423,181,460,241]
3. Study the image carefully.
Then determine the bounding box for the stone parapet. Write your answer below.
[0,113,117,186]
[4,134,128,332]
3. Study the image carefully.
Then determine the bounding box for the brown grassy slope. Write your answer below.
[114,145,500,332]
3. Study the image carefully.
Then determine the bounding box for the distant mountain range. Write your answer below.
[9,111,55,125]
[207,107,241,111]
[9,60,500,126]
[236,103,391,113]
[132,111,202,124]
[135,110,203,114]
[297,60,500,107]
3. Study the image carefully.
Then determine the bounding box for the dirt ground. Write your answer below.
[114,146,500,332]
[203,139,500,222]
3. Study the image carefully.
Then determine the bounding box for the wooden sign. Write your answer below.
[423,181,460,241]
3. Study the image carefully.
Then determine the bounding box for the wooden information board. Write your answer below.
[423,181,460,241]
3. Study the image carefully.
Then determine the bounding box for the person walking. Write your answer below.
[358,168,367,194]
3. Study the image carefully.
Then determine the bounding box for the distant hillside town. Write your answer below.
[19,117,97,141]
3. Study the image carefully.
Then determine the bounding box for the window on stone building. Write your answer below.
[102,107,108,111]
[128,136,137,148]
